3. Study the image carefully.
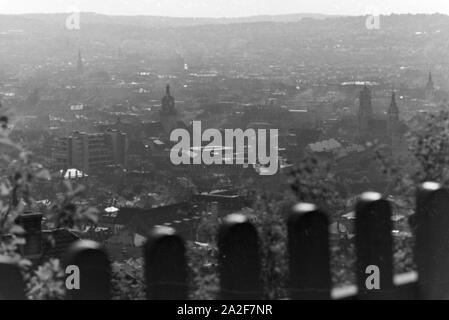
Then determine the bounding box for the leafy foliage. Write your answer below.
[26,259,66,300]
[0,109,33,266]
[288,156,345,217]
[110,261,145,300]
[0,105,99,299]
[188,210,219,300]
[250,191,294,299]
[409,110,449,184]
[46,182,99,231]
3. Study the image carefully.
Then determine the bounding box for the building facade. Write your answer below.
[52,130,128,173]
[357,85,405,155]
[160,84,178,134]
[358,84,373,139]
[387,91,400,150]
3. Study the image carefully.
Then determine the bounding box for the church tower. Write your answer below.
[77,49,84,74]
[387,91,400,152]
[160,84,178,134]
[425,72,435,102]
[358,84,373,138]
[387,92,399,136]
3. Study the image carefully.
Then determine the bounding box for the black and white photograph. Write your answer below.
[0,0,449,308]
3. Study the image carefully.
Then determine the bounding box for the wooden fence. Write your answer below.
[1,182,448,300]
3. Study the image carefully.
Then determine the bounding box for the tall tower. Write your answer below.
[160,84,178,134]
[425,72,435,102]
[387,91,400,153]
[387,92,399,136]
[77,49,84,74]
[358,84,373,138]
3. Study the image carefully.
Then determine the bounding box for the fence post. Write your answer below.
[64,240,111,300]
[0,261,26,300]
[415,182,449,299]
[144,226,188,300]
[288,203,331,299]
[218,213,261,299]
[355,192,393,299]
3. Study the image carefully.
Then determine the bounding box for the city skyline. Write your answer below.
[0,3,448,302]
[0,0,448,17]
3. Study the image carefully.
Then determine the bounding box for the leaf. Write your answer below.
[35,169,51,181]
[9,225,25,235]
[0,255,13,263]
[83,207,99,223]
[0,183,11,196]
[14,237,26,245]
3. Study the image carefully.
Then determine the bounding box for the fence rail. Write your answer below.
[1,182,448,300]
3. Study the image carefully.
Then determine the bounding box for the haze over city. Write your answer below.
[0,0,448,17]
[3,0,449,304]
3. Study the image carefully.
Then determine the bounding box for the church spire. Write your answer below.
[388,91,399,114]
[166,84,171,96]
[387,90,400,152]
[425,71,436,102]
[427,71,434,89]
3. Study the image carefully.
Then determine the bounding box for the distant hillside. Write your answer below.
[2,12,449,79]
[0,12,339,30]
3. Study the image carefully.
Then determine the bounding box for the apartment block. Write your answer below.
[52,130,128,173]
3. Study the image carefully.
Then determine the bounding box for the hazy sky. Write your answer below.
[0,0,448,17]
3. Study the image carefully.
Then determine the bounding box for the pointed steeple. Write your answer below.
[425,71,436,102]
[388,91,399,114]
[387,90,400,150]
[426,71,434,89]
[166,84,171,96]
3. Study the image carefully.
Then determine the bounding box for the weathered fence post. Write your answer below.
[64,240,111,300]
[145,226,188,300]
[355,192,393,299]
[288,203,331,299]
[0,261,26,300]
[218,213,261,299]
[415,182,449,299]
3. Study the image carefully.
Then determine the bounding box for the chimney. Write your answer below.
[210,202,219,216]
[208,202,220,223]
[16,212,43,260]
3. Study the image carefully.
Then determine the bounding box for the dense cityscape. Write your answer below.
[1,9,449,300]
